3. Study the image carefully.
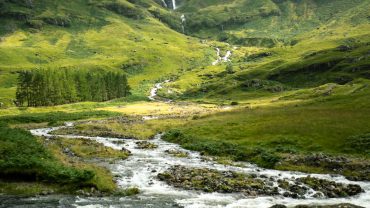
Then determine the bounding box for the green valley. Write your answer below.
[0,0,369,207]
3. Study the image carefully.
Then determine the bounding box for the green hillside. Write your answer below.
[155,0,370,101]
[0,0,212,106]
[0,0,370,200]
[178,0,370,46]
[1,0,369,105]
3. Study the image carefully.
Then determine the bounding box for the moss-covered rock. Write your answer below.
[281,153,370,181]
[270,204,364,208]
[164,149,189,158]
[135,141,158,149]
[157,166,278,195]
[297,176,364,198]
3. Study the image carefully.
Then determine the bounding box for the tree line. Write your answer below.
[16,68,130,107]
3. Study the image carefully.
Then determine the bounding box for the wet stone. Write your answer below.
[112,140,126,145]
[121,147,132,155]
[157,166,278,196]
[135,141,158,149]
[63,147,75,157]
[294,203,364,208]
[164,149,189,158]
[270,205,287,208]
[296,176,364,198]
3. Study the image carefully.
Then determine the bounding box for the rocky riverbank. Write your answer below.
[279,153,370,181]
[158,166,274,195]
[158,166,364,198]
[23,124,369,207]
[270,204,364,208]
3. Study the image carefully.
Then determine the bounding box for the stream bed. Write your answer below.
[0,124,369,208]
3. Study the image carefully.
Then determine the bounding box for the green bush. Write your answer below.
[38,11,71,27]
[127,0,151,8]
[0,125,94,184]
[344,133,370,154]
[148,8,182,32]
[26,19,44,29]
[240,79,286,92]
[255,151,281,169]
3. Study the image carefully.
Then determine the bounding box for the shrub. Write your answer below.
[0,125,94,184]
[127,0,151,8]
[226,64,234,74]
[38,11,71,27]
[345,133,370,154]
[192,115,201,120]
[240,79,286,92]
[26,19,44,29]
[258,151,281,168]
[114,187,140,196]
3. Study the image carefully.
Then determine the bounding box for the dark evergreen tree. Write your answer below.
[15,68,130,106]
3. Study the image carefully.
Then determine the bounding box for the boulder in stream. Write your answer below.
[297,176,364,198]
[135,141,158,149]
[157,165,278,195]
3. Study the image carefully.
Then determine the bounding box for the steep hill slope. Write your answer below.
[156,0,370,101]
[0,0,212,106]
[0,0,369,106]
[177,0,370,47]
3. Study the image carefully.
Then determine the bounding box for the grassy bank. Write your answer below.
[41,80,370,180]
[0,122,93,195]
[0,112,131,196]
[162,80,370,179]
[1,110,120,126]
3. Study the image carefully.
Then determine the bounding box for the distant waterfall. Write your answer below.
[163,0,176,10]
[161,0,167,8]
[181,14,186,33]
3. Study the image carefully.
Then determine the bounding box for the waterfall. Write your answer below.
[181,14,186,23]
[212,48,232,65]
[181,14,186,33]
[161,0,167,8]
[172,0,176,10]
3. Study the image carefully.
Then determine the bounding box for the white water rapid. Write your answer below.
[148,80,171,101]
[172,0,176,10]
[212,48,232,65]
[15,123,369,208]
[181,14,186,33]
[161,0,167,8]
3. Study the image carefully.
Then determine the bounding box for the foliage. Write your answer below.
[0,0,210,103]
[177,0,370,45]
[344,133,370,154]
[148,8,182,32]
[102,0,146,19]
[16,68,130,107]
[0,123,94,184]
[225,64,234,74]
[114,187,140,196]
[163,129,281,168]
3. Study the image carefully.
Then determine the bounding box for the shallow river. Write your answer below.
[1,124,369,208]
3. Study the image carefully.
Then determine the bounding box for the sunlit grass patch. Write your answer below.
[98,101,220,117]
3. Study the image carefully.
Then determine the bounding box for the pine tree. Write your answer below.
[15,68,130,106]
